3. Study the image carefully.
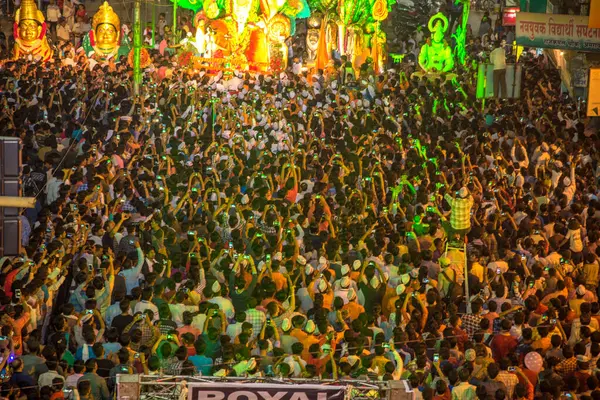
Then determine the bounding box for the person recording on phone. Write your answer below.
[123,311,160,354]
[1,298,30,357]
[74,305,105,361]
[444,186,474,241]
[117,240,145,295]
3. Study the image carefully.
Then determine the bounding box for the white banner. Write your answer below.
[187,382,347,400]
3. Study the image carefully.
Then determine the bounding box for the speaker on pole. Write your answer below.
[0,137,22,257]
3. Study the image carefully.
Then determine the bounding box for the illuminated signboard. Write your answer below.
[503,7,520,26]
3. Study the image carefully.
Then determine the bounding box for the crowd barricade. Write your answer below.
[116,374,417,400]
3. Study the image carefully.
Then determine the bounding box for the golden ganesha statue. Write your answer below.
[196,0,308,71]
[13,0,53,62]
[82,2,130,61]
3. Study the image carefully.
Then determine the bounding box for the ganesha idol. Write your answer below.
[13,0,53,62]
[197,0,308,71]
[82,2,130,61]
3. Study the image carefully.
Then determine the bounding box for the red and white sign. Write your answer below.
[503,7,520,26]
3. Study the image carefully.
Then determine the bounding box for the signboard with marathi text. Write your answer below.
[516,12,600,51]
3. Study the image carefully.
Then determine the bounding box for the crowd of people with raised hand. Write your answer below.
[0,35,598,400]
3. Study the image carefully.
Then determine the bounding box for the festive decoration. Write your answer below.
[371,0,386,73]
[12,0,53,62]
[418,12,454,73]
[177,50,195,66]
[306,0,392,70]
[170,0,204,12]
[315,17,329,70]
[174,0,393,73]
[192,55,267,72]
[186,0,308,72]
[309,0,336,13]
[450,0,469,66]
[82,2,130,61]
[524,352,543,373]
[128,47,151,69]
[306,17,320,63]
[372,0,388,21]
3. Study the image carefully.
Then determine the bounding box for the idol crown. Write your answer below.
[15,0,44,24]
[93,2,120,31]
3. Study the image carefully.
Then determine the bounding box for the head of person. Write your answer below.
[78,380,92,398]
[84,359,97,374]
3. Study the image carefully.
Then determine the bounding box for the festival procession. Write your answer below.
[0,0,599,398]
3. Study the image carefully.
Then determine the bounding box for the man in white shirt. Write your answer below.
[490,41,507,98]
[283,342,307,377]
[292,57,302,75]
[118,242,145,295]
[206,281,235,319]
[133,287,159,322]
[38,359,65,388]
[72,16,91,45]
[45,171,64,205]
[46,0,61,39]
[563,159,577,205]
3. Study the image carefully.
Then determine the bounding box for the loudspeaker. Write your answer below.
[0,137,22,257]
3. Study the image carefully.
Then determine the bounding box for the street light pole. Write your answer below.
[133,0,142,95]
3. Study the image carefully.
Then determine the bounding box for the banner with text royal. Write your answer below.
[516,12,600,51]
[187,382,347,400]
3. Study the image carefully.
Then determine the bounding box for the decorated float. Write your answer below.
[415,0,470,77]
[170,0,393,73]
[172,0,310,72]
[306,0,390,72]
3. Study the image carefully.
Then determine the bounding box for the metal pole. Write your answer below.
[133,0,142,96]
[463,242,471,314]
[173,0,177,34]
[151,0,156,47]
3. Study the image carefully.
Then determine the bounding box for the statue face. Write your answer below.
[308,31,319,47]
[269,21,287,42]
[96,23,118,48]
[19,20,40,42]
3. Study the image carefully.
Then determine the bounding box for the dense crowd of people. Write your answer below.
[0,4,598,400]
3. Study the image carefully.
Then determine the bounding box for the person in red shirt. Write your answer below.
[483,301,500,332]
[573,356,592,393]
[490,319,518,362]
[283,163,299,203]
[1,300,31,356]
[449,314,468,351]
[306,343,328,376]
[177,312,201,341]
[432,379,451,400]
[181,333,196,357]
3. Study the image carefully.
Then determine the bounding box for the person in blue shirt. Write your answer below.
[75,330,97,362]
[9,358,38,400]
[188,339,213,376]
